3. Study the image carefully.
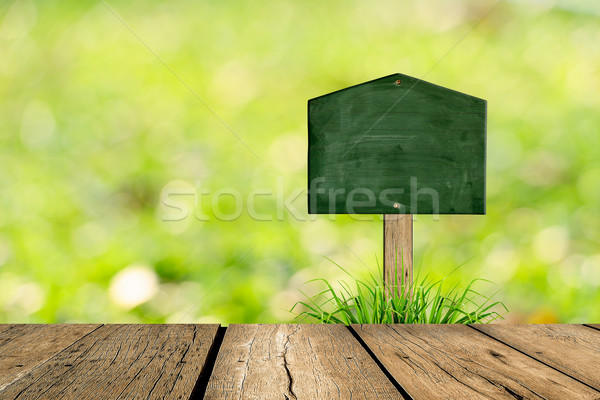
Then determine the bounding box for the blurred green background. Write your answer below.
[0,0,599,324]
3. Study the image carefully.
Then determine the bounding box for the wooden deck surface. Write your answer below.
[0,324,598,399]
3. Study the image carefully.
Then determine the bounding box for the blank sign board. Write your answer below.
[307,73,486,215]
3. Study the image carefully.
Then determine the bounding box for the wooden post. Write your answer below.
[383,214,413,298]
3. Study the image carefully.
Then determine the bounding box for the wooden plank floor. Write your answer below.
[0,324,598,399]
[204,324,404,399]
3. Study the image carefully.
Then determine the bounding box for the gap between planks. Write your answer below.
[346,325,414,400]
[583,323,600,332]
[190,325,227,400]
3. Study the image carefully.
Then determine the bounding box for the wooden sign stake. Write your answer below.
[383,214,413,298]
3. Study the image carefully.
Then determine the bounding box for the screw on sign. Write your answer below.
[307,73,487,297]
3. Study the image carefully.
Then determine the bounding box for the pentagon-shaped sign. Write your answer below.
[308,73,486,214]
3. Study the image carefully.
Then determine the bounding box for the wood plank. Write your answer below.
[472,323,600,390]
[353,324,600,399]
[384,214,413,297]
[0,324,219,400]
[0,324,101,391]
[204,324,404,399]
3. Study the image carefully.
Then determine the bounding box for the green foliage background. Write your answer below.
[0,0,598,323]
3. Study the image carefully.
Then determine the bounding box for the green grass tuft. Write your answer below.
[290,257,508,324]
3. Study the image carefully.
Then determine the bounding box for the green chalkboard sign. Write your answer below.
[308,73,486,215]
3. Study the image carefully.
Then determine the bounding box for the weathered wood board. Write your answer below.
[0,324,219,400]
[204,324,404,399]
[0,324,101,392]
[472,323,600,390]
[308,73,486,214]
[353,324,600,399]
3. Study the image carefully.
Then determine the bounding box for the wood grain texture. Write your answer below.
[0,324,101,392]
[308,73,486,215]
[204,324,404,399]
[0,325,15,335]
[0,324,219,400]
[353,324,600,399]
[384,214,413,296]
[472,324,600,390]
